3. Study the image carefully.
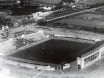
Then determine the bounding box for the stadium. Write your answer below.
[0,30,104,71]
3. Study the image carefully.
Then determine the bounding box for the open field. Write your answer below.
[54,13,104,29]
[96,7,104,13]
[74,13,104,20]
[55,18,104,28]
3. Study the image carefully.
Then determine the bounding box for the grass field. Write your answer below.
[10,39,92,65]
[74,13,104,20]
[55,13,104,29]
[96,7,104,13]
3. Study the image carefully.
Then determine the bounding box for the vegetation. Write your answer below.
[13,38,34,49]
[89,3,104,8]
[47,22,104,34]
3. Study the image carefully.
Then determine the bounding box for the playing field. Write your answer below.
[10,39,92,65]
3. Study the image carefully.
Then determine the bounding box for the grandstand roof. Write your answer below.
[80,41,104,58]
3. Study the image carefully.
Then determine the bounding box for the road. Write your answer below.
[47,6,104,22]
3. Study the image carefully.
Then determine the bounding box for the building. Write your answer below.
[77,41,104,69]
[0,30,104,70]
[2,39,104,70]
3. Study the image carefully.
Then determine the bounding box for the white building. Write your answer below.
[77,41,103,69]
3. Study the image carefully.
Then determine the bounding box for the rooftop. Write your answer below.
[81,41,104,57]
